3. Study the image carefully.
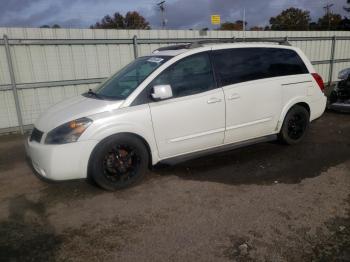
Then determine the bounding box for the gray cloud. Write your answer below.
[0,0,348,28]
[147,0,349,29]
[147,0,211,29]
[0,0,42,16]
[0,4,62,27]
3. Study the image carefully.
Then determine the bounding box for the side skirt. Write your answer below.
[159,134,277,165]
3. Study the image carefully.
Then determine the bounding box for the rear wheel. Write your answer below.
[279,105,310,145]
[89,134,149,191]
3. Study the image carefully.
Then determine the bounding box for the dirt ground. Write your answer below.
[0,111,349,262]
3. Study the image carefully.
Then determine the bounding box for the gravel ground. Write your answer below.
[0,111,349,262]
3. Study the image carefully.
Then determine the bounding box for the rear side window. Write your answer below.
[212,48,309,86]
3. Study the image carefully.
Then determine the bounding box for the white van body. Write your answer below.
[25,43,327,181]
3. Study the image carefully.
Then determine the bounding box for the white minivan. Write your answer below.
[25,41,327,190]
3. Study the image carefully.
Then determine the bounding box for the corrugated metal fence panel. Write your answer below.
[0,28,350,132]
[0,91,18,129]
[0,46,11,85]
[18,84,95,126]
[0,44,17,129]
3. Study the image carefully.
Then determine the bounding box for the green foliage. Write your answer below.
[268,5,350,31]
[250,26,264,31]
[40,24,61,29]
[91,11,150,29]
[219,20,247,30]
[269,7,311,30]
[317,13,342,30]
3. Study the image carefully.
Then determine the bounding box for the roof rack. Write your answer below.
[152,37,291,53]
[153,44,192,52]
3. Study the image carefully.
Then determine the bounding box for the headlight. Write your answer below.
[45,117,92,144]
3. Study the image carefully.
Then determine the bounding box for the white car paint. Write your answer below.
[35,95,124,132]
[25,43,327,181]
[149,87,225,159]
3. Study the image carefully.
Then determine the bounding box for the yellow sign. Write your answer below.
[211,15,221,25]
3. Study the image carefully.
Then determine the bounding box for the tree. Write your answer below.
[91,12,125,29]
[338,17,350,30]
[125,11,150,29]
[40,24,61,28]
[91,11,150,29]
[250,26,264,31]
[219,22,238,30]
[317,13,342,30]
[219,20,247,30]
[308,22,319,30]
[269,7,311,30]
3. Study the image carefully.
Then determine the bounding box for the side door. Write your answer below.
[211,47,283,144]
[148,52,225,159]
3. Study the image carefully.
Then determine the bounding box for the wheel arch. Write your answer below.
[277,99,311,132]
[122,132,153,168]
[87,131,156,181]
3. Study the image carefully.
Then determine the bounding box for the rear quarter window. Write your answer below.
[212,47,309,86]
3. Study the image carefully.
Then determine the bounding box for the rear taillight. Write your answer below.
[311,73,325,92]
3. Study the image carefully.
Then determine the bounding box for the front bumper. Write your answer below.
[25,137,98,181]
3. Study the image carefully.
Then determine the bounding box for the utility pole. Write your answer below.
[157,1,166,29]
[243,8,246,38]
[323,3,334,30]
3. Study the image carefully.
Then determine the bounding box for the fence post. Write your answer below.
[328,35,336,86]
[133,35,138,59]
[285,36,289,43]
[3,34,24,135]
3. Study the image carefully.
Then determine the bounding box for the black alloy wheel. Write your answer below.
[102,144,140,183]
[279,105,310,145]
[89,134,149,191]
[286,113,308,140]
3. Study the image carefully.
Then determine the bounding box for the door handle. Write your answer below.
[207,97,222,104]
[228,93,240,100]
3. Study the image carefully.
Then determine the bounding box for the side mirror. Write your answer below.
[151,85,173,100]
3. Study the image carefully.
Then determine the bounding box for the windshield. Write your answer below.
[93,56,171,100]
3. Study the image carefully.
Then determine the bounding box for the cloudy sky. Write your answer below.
[0,0,348,29]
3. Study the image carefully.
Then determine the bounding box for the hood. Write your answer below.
[34,95,124,132]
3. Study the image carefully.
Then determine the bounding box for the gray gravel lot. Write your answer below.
[0,111,349,262]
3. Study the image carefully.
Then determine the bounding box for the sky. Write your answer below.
[0,0,348,29]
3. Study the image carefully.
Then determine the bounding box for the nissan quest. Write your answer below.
[25,41,327,190]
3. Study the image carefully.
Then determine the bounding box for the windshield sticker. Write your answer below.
[147,57,164,64]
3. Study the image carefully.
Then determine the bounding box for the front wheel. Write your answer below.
[278,105,310,145]
[89,134,149,191]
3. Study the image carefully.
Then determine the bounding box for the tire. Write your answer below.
[278,105,310,145]
[89,134,149,191]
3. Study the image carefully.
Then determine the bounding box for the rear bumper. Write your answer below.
[310,96,327,121]
[25,138,98,181]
